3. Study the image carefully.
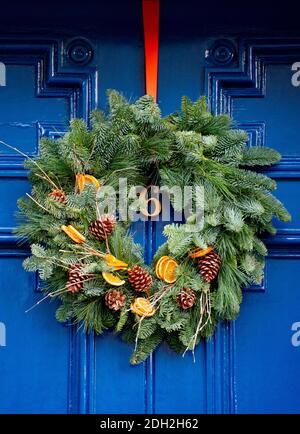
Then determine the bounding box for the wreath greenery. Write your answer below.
[12,90,290,364]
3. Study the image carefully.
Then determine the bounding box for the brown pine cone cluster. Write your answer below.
[198,251,221,282]
[128,265,153,293]
[48,189,66,204]
[89,215,117,240]
[67,264,92,293]
[176,287,196,310]
[105,290,126,311]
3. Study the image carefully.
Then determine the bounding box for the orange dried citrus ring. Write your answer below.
[162,259,178,284]
[84,175,101,191]
[188,246,213,259]
[76,173,101,192]
[155,256,170,279]
[130,297,156,317]
[102,272,125,286]
[61,225,86,244]
[104,254,128,270]
[158,256,171,279]
[75,174,85,192]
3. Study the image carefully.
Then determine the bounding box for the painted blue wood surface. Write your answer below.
[0,0,299,414]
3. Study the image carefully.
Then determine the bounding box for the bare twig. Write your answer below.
[0,140,59,190]
[182,289,212,361]
[26,193,49,213]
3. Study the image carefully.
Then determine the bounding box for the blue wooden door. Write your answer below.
[0,1,300,414]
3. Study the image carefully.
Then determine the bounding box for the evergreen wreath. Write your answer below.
[9,91,290,364]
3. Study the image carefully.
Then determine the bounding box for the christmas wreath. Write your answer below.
[10,91,290,364]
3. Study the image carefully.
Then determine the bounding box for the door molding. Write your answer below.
[0,37,97,246]
[0,36,98,413]
[205,37,300,413]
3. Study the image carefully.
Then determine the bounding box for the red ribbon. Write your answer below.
[142,0,160,102]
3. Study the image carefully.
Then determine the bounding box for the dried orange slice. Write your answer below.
[162,259,178,284]
[102,272,125,286]
[75,174,85,192]
[104,254,128,270]
[158,257,173,279]
[76,173,101,192]
[130,297,156,317]
[155,256,170,279]
[84,175,101,191]
[61,225,86,244]
[188,246,213,259]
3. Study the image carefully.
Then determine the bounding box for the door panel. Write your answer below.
[0,64,67,150]
[235,257,300,414]
[94,334,145,414]
[0,178,29,230]
[0,254,70,414]
[273,180,300,233]
[208,41,300,413]
[154,344,207,414]
[158,37,300,413]
[0,38,98,414]
[0,31,149,414]
[232,64,300,156]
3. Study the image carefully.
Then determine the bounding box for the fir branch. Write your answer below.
[130,329,164,365]
[241,146,281,166]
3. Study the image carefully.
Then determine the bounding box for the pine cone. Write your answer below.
[105,290,126,311]
[48,189,66,204]
[89,215,116,240]
[198,251,221,282]
[67,264,92,293]
[176,287,196,309]
[128,265,153,293]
